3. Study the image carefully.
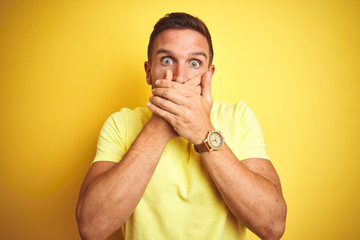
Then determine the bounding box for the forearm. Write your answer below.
[200,144,287,240]
[147,71,286,238]
[77,116,174,239]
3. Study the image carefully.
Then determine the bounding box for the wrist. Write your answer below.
[194,125,215,145]
[195,129,224,153]
[148,114,178,141]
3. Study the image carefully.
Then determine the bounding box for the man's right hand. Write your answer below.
[147,69,203,142]
[147,69,213,145]
[148,112,178,141]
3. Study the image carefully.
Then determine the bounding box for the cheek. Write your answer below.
[151,68,168,80]
[188,66,206,77]
[190,67,204,74]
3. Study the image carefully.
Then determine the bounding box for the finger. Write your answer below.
[146,101,176,125]
[165,69,173,81]
[201,71,213,104]
[152,87,187,105]
[153,70,175,88]
[184,74,202,90]
[168,74,202,96]
[149,95,182,116]
[194,85,201,95]
[154,79,174,88]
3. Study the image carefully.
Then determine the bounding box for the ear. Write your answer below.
[208,64,215,81]
[144,61,152,85]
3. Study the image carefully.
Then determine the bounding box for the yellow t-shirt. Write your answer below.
[94,101,269,240]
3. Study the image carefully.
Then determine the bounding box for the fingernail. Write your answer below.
[155,80,160,85]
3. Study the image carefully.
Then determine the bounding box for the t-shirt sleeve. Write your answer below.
[93,112,127,163]
[238,104,270,161]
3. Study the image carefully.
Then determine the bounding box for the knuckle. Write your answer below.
[161,80,169,87]
[152,88,159,96]
[188,101,196,110]
[152,96,159,105]
[173,82,181,89]
[166,89,175,99]
[183,109,191,118]
[153,108,161,117]
[160,99,168,108]
[174,118,182,127]
[163,89,170,99]
[154,106,163,115]
[168,81,174,88]
[161,111,169,120]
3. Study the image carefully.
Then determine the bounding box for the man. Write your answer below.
[76,12,287,240]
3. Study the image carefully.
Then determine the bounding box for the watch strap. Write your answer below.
[194,141,210,153]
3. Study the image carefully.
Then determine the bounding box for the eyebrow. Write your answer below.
[155,48,208,60]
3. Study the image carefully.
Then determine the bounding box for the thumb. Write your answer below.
[201,71,213,104]
[165,70,173,81]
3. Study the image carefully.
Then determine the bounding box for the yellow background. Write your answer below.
[0,0,359,239]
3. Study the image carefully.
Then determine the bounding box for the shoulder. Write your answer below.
[105,106,151,128]
[94,107,151,163]
[211,101,269,159]
[211,101,255,122]
[99,106,151,143]
[108,106,150,121]
[212,101,249,113]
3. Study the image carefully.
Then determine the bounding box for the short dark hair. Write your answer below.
[147,12,214,66]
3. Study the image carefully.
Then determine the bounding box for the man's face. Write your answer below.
[145,29,214,87]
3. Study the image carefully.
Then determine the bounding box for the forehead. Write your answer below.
[152,29,209,58]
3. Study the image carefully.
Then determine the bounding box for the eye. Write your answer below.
[189,60,200,68]
[161,57,173,65]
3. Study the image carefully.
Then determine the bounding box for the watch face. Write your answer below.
[208,131,224,149]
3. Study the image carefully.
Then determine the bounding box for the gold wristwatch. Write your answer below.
[195,130,224,153]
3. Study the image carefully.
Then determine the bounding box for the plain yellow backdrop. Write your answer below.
[0,0,359,239]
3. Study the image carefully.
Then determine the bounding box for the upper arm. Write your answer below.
[94,113,128,164]
[241,158,283,192]
[79,161,117,196]
[234,103,269,161]
[76,161,117,221]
